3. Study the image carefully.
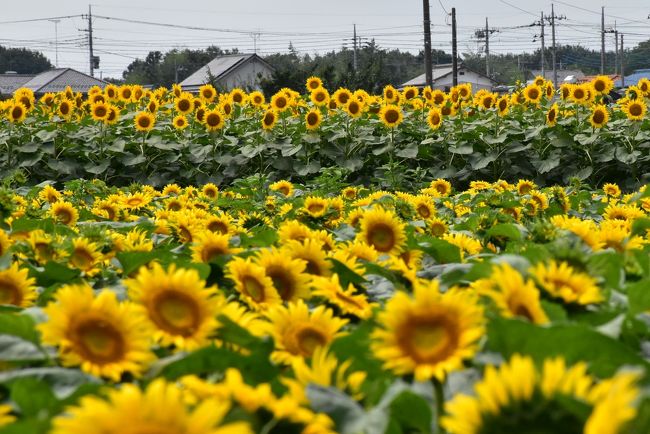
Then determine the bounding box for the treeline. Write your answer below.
[0,46,53,74]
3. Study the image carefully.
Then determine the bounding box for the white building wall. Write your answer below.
[219,59,273,91]
[434,71,493,91]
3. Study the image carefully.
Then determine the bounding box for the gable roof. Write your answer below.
[530,69,585,81]
[401,63,496,88]
[180,53,274,88]
[0,74,35,96]
[22,68,107,94]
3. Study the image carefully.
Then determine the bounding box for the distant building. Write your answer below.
[180,53,274,92]
[578,74,621,85]
[615,69,650,88]
[0,68,107,98]
[400,63,496,91]
[529,69,585,84]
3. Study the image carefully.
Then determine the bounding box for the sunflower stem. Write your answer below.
[432,377,445,434]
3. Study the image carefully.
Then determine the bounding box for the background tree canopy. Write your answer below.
[0,46,53,74]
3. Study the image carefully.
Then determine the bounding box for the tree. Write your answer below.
[0,46,53,74]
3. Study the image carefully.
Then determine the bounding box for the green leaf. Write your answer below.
[587,252,624,290]
[116,250,172,276]
[417,237,462,264]
[0,368,101,399]
[328,258,367,287]
[389,391,433,434]
[0,314,39,343]
[10,378,59,417]
[486,223,525,242]
[627,280,650,315]
[487,317,649,377]
[31,262,81,287]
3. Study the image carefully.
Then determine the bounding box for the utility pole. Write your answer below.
[49,19,60,68]
[88,5,94,77]
[423,0,433,86]
[551,4,557,88]
[353,24,358,73]
[601,6,605,74]
[614,25,619,75]
[452,7,458,86]
[485,17,490,77]
[620,34,625,87]
[539,11,546,79]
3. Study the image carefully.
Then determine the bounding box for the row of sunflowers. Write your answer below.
[0,177,649,433]
[1,75,649,187]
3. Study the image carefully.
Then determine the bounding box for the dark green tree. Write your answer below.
[0,46,53,74]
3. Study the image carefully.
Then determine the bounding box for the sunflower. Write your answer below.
[51,379,252,434]
[473,263,549,324]
[312,274,372,319]
[270,93,290,112]
[496,96,509,116]
[622,99,647,121]
[516,179,536,195]
[0,262,37,307]
[7,101,27,123]
[0,405,14,428]
[602,183,621,198]
[39,284,153,380]
[523,84,542,104]
[345,100,363,118]
[125,263,221,350]
[333,88,353,106]
[305,108,322,130]
[571,84,589,104]
[382,85,399,103]
[57,99,73,119]
[357,207,406,255]
[430,178,452,196]
[50,201,79,226]
[591,75,614,95]
[198,84,217,103]
[230,88,247,105]
[226,257,281,310]
[427,107,443,130]
[69,238,102,273]
[261,109,278,130]
[174,93,194,114]
[256,248,310,302]
[38,185,61,204]
[190,232,236,263]
[173,114,188,130]
[118,85,133,102]
[379,104,403,128]
[478,93,495,110]
[146,98,159,113]
[306,76,323,91]
[303,196,329,218]
[90,102,109,121]
[0,230,11,257]
[309,87,330,107]
[248,90,265,107]
[546,102,559,126]
[443,354,639,434]
[201,109,224,132]
[442,232,482,260]
[589,104,609,128]
[530,260,603,305]
[372,281,484,381]
[269,180,294,197]
[265,300,348,364]
[134,111,155,132]
[285,239,332,277]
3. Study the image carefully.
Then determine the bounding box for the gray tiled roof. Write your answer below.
[530,70,585,81]
[0,74,35,96]
[22,68,107,94]
[180,54,271,88]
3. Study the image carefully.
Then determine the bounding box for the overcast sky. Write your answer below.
[1,0,649,78]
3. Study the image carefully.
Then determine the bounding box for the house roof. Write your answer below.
[0,68,107,96]
[0,74,35,96]
[180,53,274,88]
[615,69,650,87]
[401,63,496,88]
[530,69,585,81]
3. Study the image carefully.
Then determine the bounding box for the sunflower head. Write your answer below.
[357,207,406,255]
[261,109,278,130]
[427,107,443,130]
[379,104,403,128]
[306,76,323,91]
[134,111,155,132]
[589,104,609,128]
[305,109,322,130]
[204,109,225,132]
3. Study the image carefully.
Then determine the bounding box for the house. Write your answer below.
[578,74,621,85]
[615,69,650,88]
[529,69,585,84]
[400,63,496,92]
[180,53,274,92]
[0,68,107,98]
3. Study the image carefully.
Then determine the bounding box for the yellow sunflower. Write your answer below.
[306,76,323,91]
[256,247,310,302]
[430,178,452,197]
[248,90,265,107]
[39,284,153,380]
[134,111,155,132]
[50,201,79,226]
[203,109,225,132]
[372,281,485,381]
[546,102,559,126]
[472,263,549,324]
[90,102,109,121]
[305,108,322,130]
[591,75,614,95]
[303,196,329,218]
[173,114,188,130]
[38,185,62,204]
[270,92,290,112]
[225,257,281,310]
[378,104,403,128]
[523,84,543,104]
[312,274,373,319]
[427,107,443,130]
[530,260,603,305]
[622,99,647,121]
[174,93,194,114]
[0,405,15,428]
[68,238,102,273]
[285,239,333,277]
[261,109,278,130]
[345,99,363,118]
[443,354,639,434]
[125,263,221,351]
[589,104,609,128]
[50,379,252,434]
[356,207,406,255]
[0,262,37,307]
[265,299,348,364]
[198,84,217,103]
[310,87,330,107]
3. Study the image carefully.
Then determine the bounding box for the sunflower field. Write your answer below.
[1,75,650,188]
[1,74,650,434]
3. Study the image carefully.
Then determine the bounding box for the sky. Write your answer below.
[1,0,649,78]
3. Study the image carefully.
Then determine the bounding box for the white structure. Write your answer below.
[400,63,496,91]
[180,53,274,92]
